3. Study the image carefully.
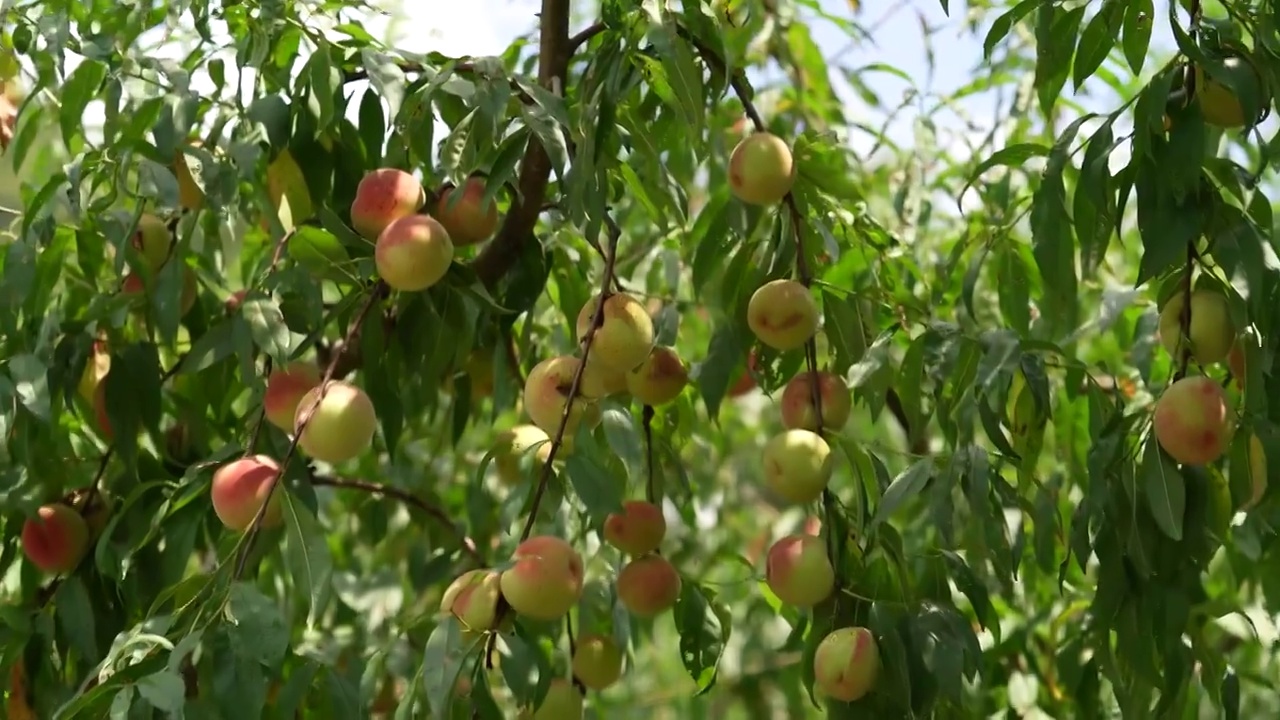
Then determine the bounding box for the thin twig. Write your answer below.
[566,614,586,693]
[310,473,484,565]
[232,282,388,580]
[1173,242,1197,382]
[566,22,606,55]
[642,405,657,504]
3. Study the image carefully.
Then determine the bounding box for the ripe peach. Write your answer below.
[747,280,819,351]
[129,213,171,272]
[626,346,688,406]
[211,455,284,531]
[499,535,585,621]
[813,627,880,702]
[523,356,598,438]
[263,362,322,432]
[374,214,454,292]
[765,534,834,607]
[433,177,500,246]
[576,293,655,372]
[517,678,583,720]
[350,168,424,240]
[1243,433,1268,510]
[493,425,553,486]
[762,430,834,504]
[1153,376,1233,465]
[78,341,110,403]
[728,132,796,206]
[440,569,503,632]
[20,504,89,574]
[616,554,681,617]
[602,500,666,555]
[1157,290,1235,365]
[780,371,852,431]
[572,634,623,690]
[293,381,378,465]
[579,356,628,399]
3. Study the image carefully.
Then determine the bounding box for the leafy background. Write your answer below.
[1,0,1280,718]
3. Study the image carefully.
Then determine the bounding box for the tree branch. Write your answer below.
[566,22,606,55]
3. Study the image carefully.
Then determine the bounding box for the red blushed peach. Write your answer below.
[350,168,424,240]
[375,214,454,292]
[293,381,378,465]
[433,177,500,246]
[522,356,597,439]
[762,429,834,504]
[211,455,284,531]
[747,280,819,351]
[617,554,681,617]
[765,534,834,607]
[780,371,852,431]
[571,634,623,690]
[1153,376,1233,465]
[517,678,584,719]
[1157,290,1235,365]
[498,535,585,621]
[813,627,880,702]
[21,504,90,574]
[728,132,796,206]
[602,500,666,556]
[263,362,322,432]
[626,346,688,406]
[440,569,502,632]
[576,293,655,373]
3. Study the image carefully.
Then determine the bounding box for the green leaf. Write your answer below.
[55,577,98,661]
[1034,4,1087,115]
[961,143,1049,206]
[225,582,290,668]
[1122,0,1155,74]
[59,58,108,151]
[239,296,295,362]
[674,580,731,694]
[287,226,354,282]
[6,353,50,421]
[283,492,333,628]
[871,458,934,528]
[563,446,625,522]
[1072,0,1125,90]
[420,617,482,717]
[135,671,185,713]
[1140,437,1186,541]
[983,0,1039,59]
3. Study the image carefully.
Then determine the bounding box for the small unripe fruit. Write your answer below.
[728,132,796,205]
[130,213,171,272]
[616,554,681,617]
[1157,290,1235,365]
[522,356,597,439]
[765,534,834,607]
[375,214,454,292]
[572,634,624,690]
[602,500,666,556]
[780,371,852,431]
[21,504,89,574]
[1153,376,1233,465]
[211,455,284,531]
[576,293,655,372]
[518,678,583,720]
[762,429,834,504]
[748,280,819,351]
[499,536,585,621]
[441,569,503,631]
[351,168,424,240]
[626,346,688,406]
[493,425,553,486]
[263,362,322,432]
[433,177,500,246]
[294,381,378,465]
[813,627,880,702]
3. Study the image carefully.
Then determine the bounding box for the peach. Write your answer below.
[129,213,171,272]
[728,350,760,398]
[572,634,623,690]
[626,346,688,406]
[20,504,89,574]
[1153,376,1233,465]
[747,280,819,351]
[440,569,503,632]
[211,455,284,531]
[1157,290,1235,365]
[433,177,500,246]
[765,534,834,607]
[77,340,110,402]
[576,293,655,372]
[517,678,583,720]
[602,500,666,556]
[616,554,681,617]
[492,425,553,486]
[523,356,598,438]
[579,356,628,399]
[374,214,454,292]
[350,168,424,239]
[263,362,322,432]
[780,371,852,431]
[728,132,796,206]
[1244,433,1268,510]
[499,535,585,621]
[762,429,834,504]
[813,627,880,702]
[293,381,378,465]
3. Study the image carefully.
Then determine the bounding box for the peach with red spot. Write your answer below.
[616,554,681,617]
[748,279,819,351]
[211,455,284,531]
[433,176,500,246]
[21,504,90,574]
[499,535,585,621]
[602,500,666,556]
[1153,375,1233,465]
[441,569,503,632]
[626,346,688,406]
[374,214,454,292]
[762,429,834,504]
[764,534,834,607]
[576,292,655,372]
[813,627,880,702]
[350,168,425,239]
[728,132,796,206]
[780,370,852,431]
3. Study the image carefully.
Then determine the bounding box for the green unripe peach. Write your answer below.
[762,429,834,504]
[1157,290,1235,365]
[130,213,172,272]
[293,381,378,465]
[572,634,624,690]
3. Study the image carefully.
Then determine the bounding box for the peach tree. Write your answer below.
[2,0,1280,717]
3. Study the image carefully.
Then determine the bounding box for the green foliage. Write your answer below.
[1,0,1280,717]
